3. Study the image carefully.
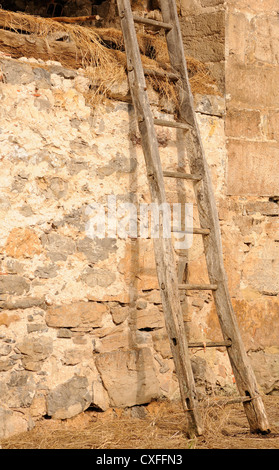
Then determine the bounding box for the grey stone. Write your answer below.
[96,155,137,178]
[48,65,77,79]
[6,371,36,408]
[77,236,117,264]
[0,275,30,295]
[57,328,73,338]
[34,264,58,279]
[0,296,45,310]
[27,324,48,334]
[0,59,34,85]
[46,376,92,419]
[41,232,76,262]
[33,67,51,87]
[17,336,53,371]
[19,204,34,217]
[0,343,12,356]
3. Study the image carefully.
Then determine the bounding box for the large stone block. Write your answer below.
[0,407,30,439]
[46,376,91,419]
[248,349,279,395]
[17,336,53,372]
[226,64,279,109]
[95,348,160,407]
[228,0,279,13]
[46,301,107,328]
[225,109,261,139]
[180,11,225,62]
[0,275,30,295]
[227,140,279,196]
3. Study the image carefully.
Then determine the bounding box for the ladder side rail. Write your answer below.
[116,0,203,437]
[159,0,270,434]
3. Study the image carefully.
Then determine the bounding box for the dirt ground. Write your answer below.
[1,396,279,450]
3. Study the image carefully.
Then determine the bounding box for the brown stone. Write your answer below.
[135,305,164,330]
[0,313,20,327]
[4,228,42,259]
[226,64,279,109]
[94,323,131,353]
[46,301,107,328]
[225,109,261,139]
[227,140,279,196]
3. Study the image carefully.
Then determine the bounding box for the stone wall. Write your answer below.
[179,0,225,92]
[0,55,231,438]
[0,0,279,439]
[222,0,279,396]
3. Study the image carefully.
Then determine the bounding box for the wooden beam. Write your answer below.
[0,28,82,68]
[133,15,173,30]
[154,118,191,131]
[51,15,101,23]
[179,284,218,291]
[188,341,232,348]
[163,170,202,181]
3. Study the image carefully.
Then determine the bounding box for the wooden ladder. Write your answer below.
[116,0,270,437]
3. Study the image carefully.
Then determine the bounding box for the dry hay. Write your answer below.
[1,401,194,450]
[2,397,279,449]
[0,9,218,106]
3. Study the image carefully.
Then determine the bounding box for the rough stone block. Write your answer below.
[17,336,53,372]
[180,11,225,62]
[95,348,160,407]
[46,301,107,328]
[4,228,42,259]
[0,407,29,439]
[46,376,91,419]
[0,275,30,295]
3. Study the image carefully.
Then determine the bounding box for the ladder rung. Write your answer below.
[188,340,232,349]
[133,15,173,31]
[207,397,257,407]
[163,171,202,181]
[179,284,218,291]
[143,67,179,82]
[172,228,210,235]
[154,118,191,131]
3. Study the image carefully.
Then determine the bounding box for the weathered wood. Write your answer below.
[117,0,203,437]
[0,28,81,67]
[133,15,172,30]
[51,15,100,23]
[163,170,202,181]
[179,284,218,291]
[206,397,257,407]
[154,118,191,130]
[143,67,179,82]
[188,341,232,348]
[160,0,270,434]
[172,227,210,235]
